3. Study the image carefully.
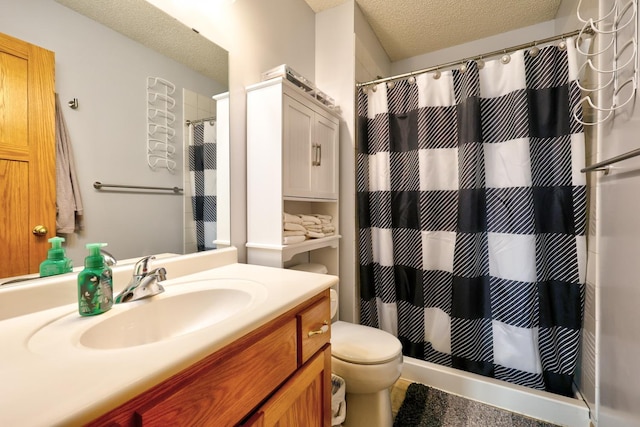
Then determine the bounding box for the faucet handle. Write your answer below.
[134,255,155,276]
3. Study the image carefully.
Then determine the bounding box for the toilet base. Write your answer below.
[342,388,393,427]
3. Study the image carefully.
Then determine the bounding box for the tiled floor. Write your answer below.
[391,378,412,419]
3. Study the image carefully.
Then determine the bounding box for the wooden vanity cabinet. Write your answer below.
[87,290,331,427]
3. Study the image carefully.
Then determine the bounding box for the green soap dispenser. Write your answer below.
[39,237,73,277]
[78,243,113,316]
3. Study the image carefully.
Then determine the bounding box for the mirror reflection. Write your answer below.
[0,0,229,280]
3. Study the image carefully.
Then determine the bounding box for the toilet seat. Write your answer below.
[331,321,402,365]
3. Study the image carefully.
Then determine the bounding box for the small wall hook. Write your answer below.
[68,98,79,109]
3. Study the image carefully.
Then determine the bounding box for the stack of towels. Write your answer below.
[283,212,336,244]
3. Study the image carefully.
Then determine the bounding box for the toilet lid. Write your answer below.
[331,321,403,365]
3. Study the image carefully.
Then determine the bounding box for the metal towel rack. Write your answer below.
[581,147,640,174]
[93,181,183,193]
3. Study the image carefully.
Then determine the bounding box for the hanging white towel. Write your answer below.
[55,94,84,233]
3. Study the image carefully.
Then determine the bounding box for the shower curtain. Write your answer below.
[357,40,586,396]
[189,122,217,251]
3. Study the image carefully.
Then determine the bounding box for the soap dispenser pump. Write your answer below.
[78,243,113,316]
[39,236,73,277]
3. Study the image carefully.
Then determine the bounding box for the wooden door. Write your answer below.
[245,346,332,427]
[0,32,56,279]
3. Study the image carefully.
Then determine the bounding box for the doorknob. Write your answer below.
[32,225,48,236]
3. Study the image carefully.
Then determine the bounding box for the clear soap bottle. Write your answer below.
[78,243,113,316]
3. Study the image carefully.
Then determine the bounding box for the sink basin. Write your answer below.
[81,288,252,349]
[28,278,268,353]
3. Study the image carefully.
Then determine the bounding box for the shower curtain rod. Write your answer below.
[356,28,590,88]
[185,116,216,126]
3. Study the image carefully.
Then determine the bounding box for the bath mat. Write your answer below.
[393,383,559,427]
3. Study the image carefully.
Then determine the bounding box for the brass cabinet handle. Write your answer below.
[308,321,329,337]
[32,225,48,236]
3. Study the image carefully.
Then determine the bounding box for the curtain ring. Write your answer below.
[558,39,567,51]
[387,81,395,89]
[529,43,540,57]
[408,75,416,84]
[476,57,485,69]
[501,51,511,64]
[459,61,468,73]
[371,85,377,92]
[433,69,441,79]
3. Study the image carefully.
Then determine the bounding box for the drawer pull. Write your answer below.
[308,321,329,337]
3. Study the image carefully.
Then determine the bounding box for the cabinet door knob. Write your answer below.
[308,321,329,337]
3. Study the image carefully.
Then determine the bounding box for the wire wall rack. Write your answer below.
[147,76,177,172]
[575,0,638,125]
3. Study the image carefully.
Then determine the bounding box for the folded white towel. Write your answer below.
[284,222,306,232]
[305,225,323,232]
[312,214,332,221]
[322,225,335,232]
[306,230,325,238]
[299,214,321,224]
[283,230,306,236]
[283,212,303,224]
[283,235,306,245]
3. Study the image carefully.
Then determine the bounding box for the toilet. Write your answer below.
[289,264,403,427]
[331,319,403,427]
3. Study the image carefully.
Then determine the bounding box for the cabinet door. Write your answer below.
[283,96,314,199]
[313,113,339,199]
[246,346,332,427]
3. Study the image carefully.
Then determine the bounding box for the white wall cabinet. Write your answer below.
[246,77,340,274]
[283,95,339,200]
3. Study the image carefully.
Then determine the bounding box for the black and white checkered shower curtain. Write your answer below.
[189,122,217,251]
[357,41,586,396]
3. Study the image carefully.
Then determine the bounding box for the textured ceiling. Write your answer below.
[56,0,228,87]
[305,0,563,61]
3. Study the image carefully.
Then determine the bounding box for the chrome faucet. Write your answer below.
[101,249,117,267]
[115,256,167,303]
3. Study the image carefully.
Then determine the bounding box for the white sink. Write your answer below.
[81,288,251,349]
[28,278,268,353]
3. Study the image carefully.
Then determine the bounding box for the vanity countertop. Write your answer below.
[0,248,338,426]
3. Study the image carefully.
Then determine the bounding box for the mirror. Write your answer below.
[0,0,229,278]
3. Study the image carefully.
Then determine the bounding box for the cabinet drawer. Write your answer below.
[297,296,330,365]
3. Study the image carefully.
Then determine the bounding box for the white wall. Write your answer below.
[2,0,225,265]
[591,0,640,423]
[316,1,357,322]
[150,0,318,263]
[391,20,558,76]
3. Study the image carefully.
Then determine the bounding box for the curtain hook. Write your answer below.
[459,60,468,73]
[529,42,540,57]
[501,50,511,64]
[558,38,567,51]
[476,56,485,69]
[433,68,441,79]
[408,74,416,84]
[386,81,395,89]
